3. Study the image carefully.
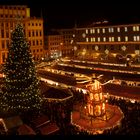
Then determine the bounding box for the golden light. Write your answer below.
[131,54,136,58]
[85,80,106,117]
[112,53,117,57]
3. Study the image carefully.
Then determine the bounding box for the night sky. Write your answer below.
[1,0,140,29]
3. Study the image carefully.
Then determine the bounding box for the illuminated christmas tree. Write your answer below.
[0,23,42,117]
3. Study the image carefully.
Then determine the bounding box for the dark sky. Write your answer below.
[1,0,140,29]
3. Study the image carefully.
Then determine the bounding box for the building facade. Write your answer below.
[56,28,75,57]
[26,18,44,61]
[44,35,63,59]
[74,23,140,63]
[0,5,45,64]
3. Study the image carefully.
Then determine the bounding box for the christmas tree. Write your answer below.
[0,23,42,117]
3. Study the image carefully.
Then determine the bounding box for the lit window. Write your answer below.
[86,38,89,42]
[133,36,140,41]
[117,27,120,32]
[109,28,114,33]
[112,28,114,32]
[124,27,128,32]
[109,37,112,42]
[102,28,105,33]
[125,36,128,41]
[136,26,139,31]
[97,29,100,33]
[133,26,140,31]
[93,38,95,42]
[134,36,137,41]
[103,37,106,42]
[92,29,95,33]
[86,29,88,34]
[118,37,121,42]
[137,36,140,41]
[133,26,136,31]
[97,37,100,42]
[112,37,114,42]
[91,38,93,42]
[82,33,86,38]
[90,29,93,34]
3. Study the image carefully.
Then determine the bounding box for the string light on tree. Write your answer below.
[0,23,42,116]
